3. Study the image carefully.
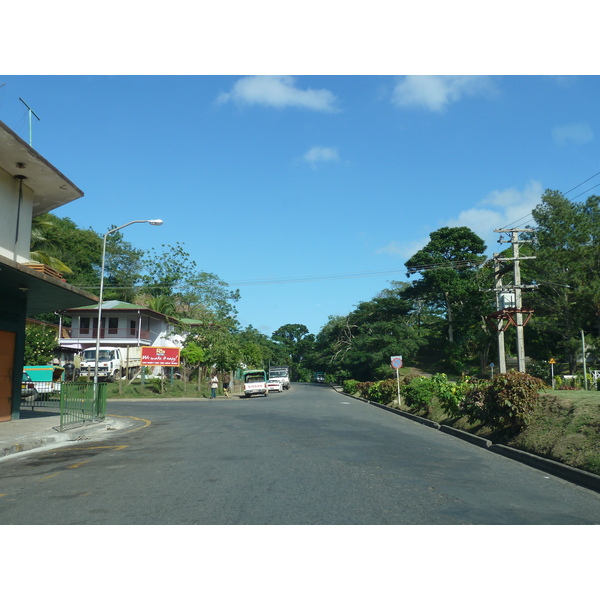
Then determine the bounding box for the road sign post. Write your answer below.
[549,358,556,389]
[391,356,403,407]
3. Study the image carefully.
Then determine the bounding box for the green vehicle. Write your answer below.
[313,372,325,384]
[23,365,65,399]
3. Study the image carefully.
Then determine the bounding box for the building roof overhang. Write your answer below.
[0,120,84,216]
[0,253,98,315]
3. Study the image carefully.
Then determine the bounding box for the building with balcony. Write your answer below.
[59,300,183,350]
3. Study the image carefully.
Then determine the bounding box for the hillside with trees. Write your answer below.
[28,189,600,385]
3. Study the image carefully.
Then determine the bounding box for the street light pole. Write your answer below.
[94,220,163,396]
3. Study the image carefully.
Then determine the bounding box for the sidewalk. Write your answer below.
[0,408,128,460]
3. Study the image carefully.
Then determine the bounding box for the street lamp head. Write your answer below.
[148,219,163,226]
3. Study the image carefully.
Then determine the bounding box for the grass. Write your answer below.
[103,379,242,399]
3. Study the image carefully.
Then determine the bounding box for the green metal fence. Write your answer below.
[59,382,107,430]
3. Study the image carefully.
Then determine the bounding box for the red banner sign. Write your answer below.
[141,346,181,366]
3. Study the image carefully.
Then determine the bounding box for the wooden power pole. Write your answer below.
[490,229,537,373]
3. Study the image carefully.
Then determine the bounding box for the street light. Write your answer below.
[94,220,163,392]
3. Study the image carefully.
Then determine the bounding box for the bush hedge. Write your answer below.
[344,370,547,432]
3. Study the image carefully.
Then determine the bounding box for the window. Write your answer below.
[80,317,90,335]
[130,320,136,336]
[108,317,119,335]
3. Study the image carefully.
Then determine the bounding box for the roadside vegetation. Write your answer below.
[341,368,600,476]
[27,190,600,475]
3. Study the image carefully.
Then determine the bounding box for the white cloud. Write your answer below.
[446,180,543,248]
[302,146,340,164]
[217,76,338,112]
[391,75,495,112]
[377,181,543,261]
[376,238,430,260]
[552,123,594,146]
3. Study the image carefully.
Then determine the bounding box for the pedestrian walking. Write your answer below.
[210,373,219,398]
[222,373,230,397]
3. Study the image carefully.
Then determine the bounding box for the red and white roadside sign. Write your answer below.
[391,355,403,369]
[141,346,181,367]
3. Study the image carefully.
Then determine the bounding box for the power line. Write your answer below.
[497,168,600,231]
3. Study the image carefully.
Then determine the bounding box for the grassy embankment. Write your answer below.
[104,378,241,399]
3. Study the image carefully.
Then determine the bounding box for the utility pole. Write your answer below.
[493,253,507,373]
[492,228,537,373]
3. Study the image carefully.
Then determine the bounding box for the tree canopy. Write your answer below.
[29,190,600,383]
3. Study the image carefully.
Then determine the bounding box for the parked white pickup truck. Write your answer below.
[243,369,269,397]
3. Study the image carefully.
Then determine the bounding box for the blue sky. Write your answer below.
[2,74,600,336]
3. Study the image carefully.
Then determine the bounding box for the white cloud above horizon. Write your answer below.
[445,180,542,249]
[391,75,496,112]
[217,76,339,112]
[552,122,594,146]
[377,180,543,260]
[302,146,340,165]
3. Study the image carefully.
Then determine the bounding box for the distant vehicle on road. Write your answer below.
[243,369,269,397]
[313,372,325,383]
[267,379,283,393]
[268,365,290,390]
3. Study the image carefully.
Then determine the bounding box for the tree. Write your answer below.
[102,227,145,303]
[31,215,103,290]
[24,323,56,365]
[272,324,315,379]
[403,226,490,370]
[139,242,240,319]
[526,190,600,370]
[308,283,427,382]
[30,214,73,275]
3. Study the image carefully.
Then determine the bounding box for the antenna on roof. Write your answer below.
[19,97,41,147]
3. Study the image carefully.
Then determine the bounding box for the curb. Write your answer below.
[0,417,123,460]
[489,444,600,493]
[333,386,600,494]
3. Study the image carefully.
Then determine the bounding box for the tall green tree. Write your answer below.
[309,283,427,382]
[102,227,145,303]
[403,226,490,370]
[272,324,315,379]
[139,242,240,319]
[526,190,600,370]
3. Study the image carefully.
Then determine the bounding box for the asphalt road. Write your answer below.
[1,383,599,524]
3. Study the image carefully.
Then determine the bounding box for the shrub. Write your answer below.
[463,371,546,430]
[342,379,359,395]
[459,378,491,424]
[527,361,552,384]
[430,373,475,418]
[400,376,436,410]
[367,379,397,404]
[357,381,372,398]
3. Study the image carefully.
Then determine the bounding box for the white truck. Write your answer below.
[80,346,142,381]
[243,369,269,397]
[268,365,290,390]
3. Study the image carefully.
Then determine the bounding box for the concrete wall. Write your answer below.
[0,165,33,263]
